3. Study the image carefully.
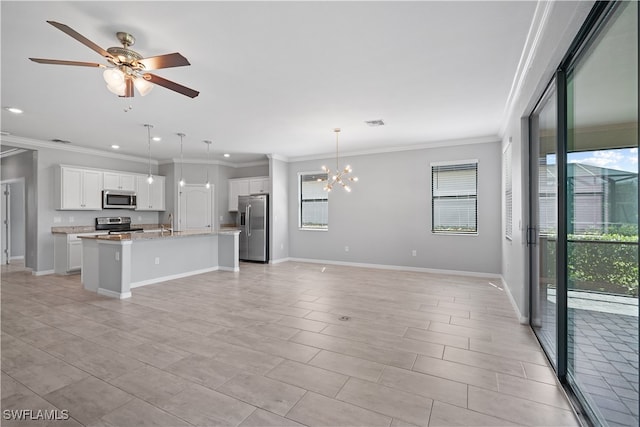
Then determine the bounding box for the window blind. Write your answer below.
[431,161,478,234]
[299,173,328,229]
[505,144,513,240]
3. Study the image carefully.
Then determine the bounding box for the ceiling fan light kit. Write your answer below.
[30,21,199,99]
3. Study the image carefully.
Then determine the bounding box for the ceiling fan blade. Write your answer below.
[29,58,105,68]
[46,21,113,60]
[138,53,190,70]
[143,73,199,98]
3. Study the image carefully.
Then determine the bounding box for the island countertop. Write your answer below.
[52,224,169,234]
[80,227,241,299]
[78,228,240,242]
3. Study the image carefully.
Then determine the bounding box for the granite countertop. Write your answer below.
[51,224,169,234]
[78,228,240,242]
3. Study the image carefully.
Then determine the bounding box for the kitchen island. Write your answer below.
[79,229,241,299]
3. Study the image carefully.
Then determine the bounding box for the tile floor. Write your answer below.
[1,261,580,426]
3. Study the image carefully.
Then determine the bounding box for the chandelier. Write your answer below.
[322,128,358,192]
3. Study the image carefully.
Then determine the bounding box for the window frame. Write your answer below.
[430,159,479,235]
[504,143,513,240]
[298,171,329,231]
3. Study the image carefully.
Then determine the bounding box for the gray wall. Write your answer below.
[0,142,165,273]
[288,142,502,274]
[500,1,594,321]
[1,149,38,269]
[161,161,269,229]
[269,157,289,262]
[9,180,25,258]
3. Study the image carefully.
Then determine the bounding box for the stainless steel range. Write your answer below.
[95,217,144,234]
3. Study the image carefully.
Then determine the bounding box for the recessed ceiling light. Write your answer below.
[111,145,120,149]
[223,153,230,158]
[152,136,161,142]
[5,107,23,114]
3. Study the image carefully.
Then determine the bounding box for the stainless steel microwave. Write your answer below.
[102,190,137,209]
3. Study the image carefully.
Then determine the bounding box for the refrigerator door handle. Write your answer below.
[246,204,251,237]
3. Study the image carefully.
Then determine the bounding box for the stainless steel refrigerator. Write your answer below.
[237,194,269,262]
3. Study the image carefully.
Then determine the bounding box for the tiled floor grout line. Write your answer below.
[2,262,586,426]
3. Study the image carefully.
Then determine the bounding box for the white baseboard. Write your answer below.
[130,266,220,288]
[9,256,24,261]
[287,257,501,279]
[219,266,240,272]
[500,275,529,324]
[32,269,54,276]
[269,257,291,265]
[98,288,132,299]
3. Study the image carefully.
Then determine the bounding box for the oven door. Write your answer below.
[102,191,137,209]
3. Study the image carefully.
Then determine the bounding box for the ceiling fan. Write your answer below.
[29,21,199,98]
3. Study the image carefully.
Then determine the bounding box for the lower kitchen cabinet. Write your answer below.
[53,232,106,274]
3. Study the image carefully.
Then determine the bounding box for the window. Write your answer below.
[299,172,328,230]
[431,160,478,234]
[504,143,513,240]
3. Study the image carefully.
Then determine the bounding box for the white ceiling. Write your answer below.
[1,1,539,164]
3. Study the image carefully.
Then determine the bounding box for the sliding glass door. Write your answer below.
[530,85,559,369]
[530,2,638,426]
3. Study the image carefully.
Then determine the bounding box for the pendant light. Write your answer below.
[322,128,358,192]
[203,140,212,189]
[177,132,186,187]
[144,124,154,184]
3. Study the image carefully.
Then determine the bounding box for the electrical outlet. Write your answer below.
[412,250,417,256]
[220,215,224,221]
[69,216,75,223]
[155,257,160,265]
[138,216,142,221]
[115,251,120,261]
[53,216,62,223]
[344,246,349,252]
[280,243,284,250]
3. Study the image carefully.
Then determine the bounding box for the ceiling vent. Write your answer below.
[365,119,385,127]
[50,138,72,144]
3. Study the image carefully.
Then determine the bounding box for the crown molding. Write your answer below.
[287,134,500,163]
[0,134,157,165]
[267,153,289,162]
[499,0,555,137]
[157,158,269,168]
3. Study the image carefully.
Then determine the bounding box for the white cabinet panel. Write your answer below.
[228,179,250,211]
[56,166,103,210]
[249,177,270,194]
[104,172,136,191]
[228,176,268,211]
[135,175,165,211]
[68,241,82,271]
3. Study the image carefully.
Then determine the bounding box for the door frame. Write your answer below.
[176,183,214,231]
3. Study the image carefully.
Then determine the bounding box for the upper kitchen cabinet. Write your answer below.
[103,172,136,191]
[54,166,103,210]
[228,178,250,211]
[228,176,270,211]
[135,175,165,211]
[249,177,270,194]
